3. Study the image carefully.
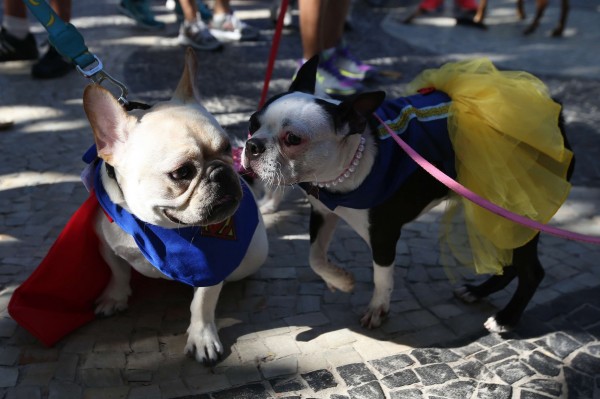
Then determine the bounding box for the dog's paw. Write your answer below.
[453,285,480,304]
[360,305,389,329]
[484,316,513,334]
[95,297,129,316]
[324,268,355,293]
[94,283,131,316]
[185,323,223,366]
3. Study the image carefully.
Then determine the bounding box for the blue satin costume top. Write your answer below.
[300,90,456,210]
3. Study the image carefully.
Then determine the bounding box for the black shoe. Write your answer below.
[31,46,73,79]
[0,27,39,62]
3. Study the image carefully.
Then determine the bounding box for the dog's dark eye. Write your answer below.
[169,163,196,181]
[284,132,302,146]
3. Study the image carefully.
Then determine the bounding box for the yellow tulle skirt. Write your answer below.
[406,58,573,275]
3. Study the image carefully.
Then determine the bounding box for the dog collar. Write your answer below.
[314,136,366,188]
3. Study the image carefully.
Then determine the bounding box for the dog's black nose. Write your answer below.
[245,138,266,160]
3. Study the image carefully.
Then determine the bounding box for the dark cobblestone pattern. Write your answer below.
[1,0,600,398]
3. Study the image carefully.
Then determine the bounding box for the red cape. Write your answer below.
[8,194,111,347]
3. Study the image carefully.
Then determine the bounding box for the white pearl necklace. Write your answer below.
[316,136,366,188]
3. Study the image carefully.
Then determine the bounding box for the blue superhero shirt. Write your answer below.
[300,90,456,211]
[92,159,259,287]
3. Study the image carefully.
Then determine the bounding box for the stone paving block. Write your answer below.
[259,357,297,380]
[5,386,41,399]
[454,360,495,380]
[0,347,19,366]
[369,354,415,376]
[80,368,124,388]
[380,314,414,335]
[570,351,600,376]
[535,332,581,359]
[48,381,82,399]
[474,344,518,365]
[301,369,337,392]
[126,351,163,371]
[14,345,54,364]
[389,388,424,399]
[81,386,129,399]
[19,362,56,387]
[410,348,461,365]
[130,331,159,353]
[429,303,465,320]
[269,375,306,393]
[381,369,420,389]
[295,354,329,374]
[158,379,192,399]
[414,364,458,386]
[184,371,230,394]
[563,367,594,399]
[53,353,79,382]
[519,379,563,398]
[127,384,161,399]
[324,346,363,367]
[60,334,96,354]
[489,359,535,385]
[336,363,376,387]
[211,383,271,399]
[284,312,330,328]
[234,340,271,364]
[82,352,126,369]
[263,334,301,358]
[427,380,477,399]
[0,367,19,388]
[524,350,562,377]
[475,382,512,399]
[347,381,385,399]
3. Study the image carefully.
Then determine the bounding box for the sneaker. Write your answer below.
[0,27,38,62]
[334,44,377,81]
[316,58,362,97]
[209,12,260,42]
[31,45,73,79]
[177,19,223,51]
[118,0,166,30]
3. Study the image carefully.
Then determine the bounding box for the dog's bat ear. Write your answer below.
[83,84,132,163]
[173,47,201,104]
[337,91,386,135]
[288,55,319,94]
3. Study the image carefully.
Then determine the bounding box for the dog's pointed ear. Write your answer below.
[336,91,386,134]
[288,55,319,94]
[172,47,201,104]
[83,84,132,163]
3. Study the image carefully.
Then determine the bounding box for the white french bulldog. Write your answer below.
[82,48,268,365]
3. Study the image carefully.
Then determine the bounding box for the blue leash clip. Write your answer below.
[23,0,129,105]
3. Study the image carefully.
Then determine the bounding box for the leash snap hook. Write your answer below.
[77,55,130,106]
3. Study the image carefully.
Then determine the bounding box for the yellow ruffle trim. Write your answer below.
[406,58,573,275]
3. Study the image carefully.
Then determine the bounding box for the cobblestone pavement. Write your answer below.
[1,0,599,398]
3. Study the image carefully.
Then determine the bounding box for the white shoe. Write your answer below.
[209,12,260,41]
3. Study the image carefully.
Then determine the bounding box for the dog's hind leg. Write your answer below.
[551,0,569,36]
[95,242,132,316]
[484,235,544,333]
[308,202,355,293]
[454,266,517,303]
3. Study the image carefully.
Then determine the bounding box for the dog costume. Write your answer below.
[303,58,573,275]
[9,148,259,346]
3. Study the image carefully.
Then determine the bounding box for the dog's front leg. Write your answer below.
[95,241,132,316]
[309,202,355,293]
[185,283,224,366]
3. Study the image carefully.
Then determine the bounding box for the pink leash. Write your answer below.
[373,113,600,245]
[258,0,289,109]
